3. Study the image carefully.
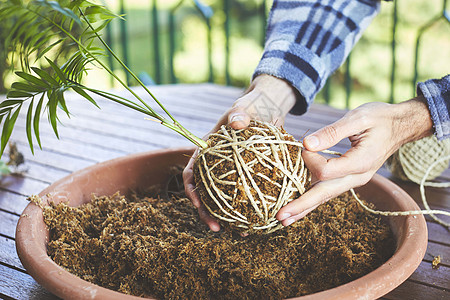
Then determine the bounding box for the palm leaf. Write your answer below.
[15,71,50,88]
[33,93,45,150]
[0,0,208,156]
[72,86,99,108]
[26,98,35,154]
[46,57,68,84]
[47,90,60,139]
[1,105,22,155]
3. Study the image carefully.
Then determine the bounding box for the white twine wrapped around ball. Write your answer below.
[194,120,311,234]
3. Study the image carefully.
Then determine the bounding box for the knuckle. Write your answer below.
[321,125,339,143]
[315,169,328,181]
[182,167,191,180]
[359,172,374,186]
[314,165,334,181]
[318,191,334,205]
[348,106,372,127]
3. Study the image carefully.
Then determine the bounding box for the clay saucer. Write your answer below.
[16,147,427,300]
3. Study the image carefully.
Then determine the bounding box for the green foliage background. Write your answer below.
[2,0,449,110]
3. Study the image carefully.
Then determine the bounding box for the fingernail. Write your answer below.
[283,218,295,227]
[304,135,319,149]
[230,114,245,123]
[210,223,221,232]
[279,212,291,220]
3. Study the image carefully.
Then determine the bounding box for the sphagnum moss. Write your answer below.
[41,188,395,300]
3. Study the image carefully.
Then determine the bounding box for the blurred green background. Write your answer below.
[1,0,449,110]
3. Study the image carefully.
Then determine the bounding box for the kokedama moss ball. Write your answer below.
[194,120,311,234]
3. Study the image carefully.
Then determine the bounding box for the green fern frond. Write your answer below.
[0,0,208,156]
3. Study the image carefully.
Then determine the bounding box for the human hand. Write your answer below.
[277,96,434,226]
[182,74,298,231]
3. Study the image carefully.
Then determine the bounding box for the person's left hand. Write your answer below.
[276,96,434,226]
[182,74,298,231]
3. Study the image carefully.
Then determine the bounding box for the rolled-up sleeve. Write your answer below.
[253,0,380,115]
[417,75,450,140]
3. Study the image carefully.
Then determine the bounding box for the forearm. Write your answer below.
[242,74,297,119]
[392,95,433,145]
[254,0,381,115]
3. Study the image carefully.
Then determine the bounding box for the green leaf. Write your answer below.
[11,82,44,93]
[84,6,118,23]
[45,57,68,84]
[26,98,35,155]
[0,100,24,109]
[5,12,30,49]
[0,108,11,116]
[34,0,82,26]
[72,86,99,108]
[1,105,22,156]
[6,91,33,99]
[29,31,57,57]
[35,38,65,62]
[15,71,50,88]
[47,90,59,139]
[31,67,59,86]
[91,18,112,33]
[33,93,45,150]
[57,89,70,117]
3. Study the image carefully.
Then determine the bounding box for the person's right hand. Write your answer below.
[276,96,434,227]
[182,74,299,231]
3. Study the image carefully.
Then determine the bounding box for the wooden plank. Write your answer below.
[0,174,48,199]
[400,183,450,209]
[10,161,70,184]
[427,222,450,245]
[14,123,158,156]
[425,242,450,267]
[408,261,449,290]
[382,279,449,299]
[18,108,195,150]
[0,236,23,271]
[0,190,29,216]
[0,210,19,239]
[0,263,59,300]
[4,141,95,173]
[10,127,124,163]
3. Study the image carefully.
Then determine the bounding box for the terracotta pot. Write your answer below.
[16,147,428,300]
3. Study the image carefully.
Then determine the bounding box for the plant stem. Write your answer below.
[81,12,200,147]
[30,5,206,149]
[85,86,208,148]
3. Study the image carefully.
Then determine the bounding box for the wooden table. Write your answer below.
[0,84,448,299]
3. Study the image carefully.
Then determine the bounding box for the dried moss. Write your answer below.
[43,188,395,299]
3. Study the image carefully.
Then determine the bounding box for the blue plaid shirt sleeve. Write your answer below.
[417,75,450,140]
[253,0,381,114]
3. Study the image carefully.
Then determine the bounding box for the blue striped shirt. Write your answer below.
[418,75,450,140]
[253,0,450,140]
[253,0,380,115]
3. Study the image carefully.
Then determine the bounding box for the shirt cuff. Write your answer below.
[417,74,450,140]
[253,39,326,115]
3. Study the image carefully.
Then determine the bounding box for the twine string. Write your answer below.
[197,121,450,232]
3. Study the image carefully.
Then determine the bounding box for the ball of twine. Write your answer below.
[194,120,311,234]
[387,135,450,183]
[379,135,450,228]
